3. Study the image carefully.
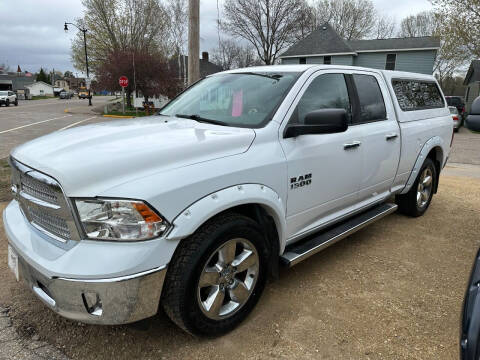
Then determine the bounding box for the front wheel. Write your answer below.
[396,158,437,217]
[5,100,9,107]
[162,213,268,336]
[14,99,18,106]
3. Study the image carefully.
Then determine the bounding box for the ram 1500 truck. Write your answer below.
[3,65,453,336]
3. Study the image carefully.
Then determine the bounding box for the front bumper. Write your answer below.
[17,253,166,324]
[3,201,170,325]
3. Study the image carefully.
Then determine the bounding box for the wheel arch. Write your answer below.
[400,137,446,195]
[166,184,287,256]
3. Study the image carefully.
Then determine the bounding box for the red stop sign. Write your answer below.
[119,76,129,88]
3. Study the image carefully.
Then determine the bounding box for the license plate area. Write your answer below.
[8,245,19,281]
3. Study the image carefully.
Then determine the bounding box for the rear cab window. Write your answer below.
[392,79,445,111]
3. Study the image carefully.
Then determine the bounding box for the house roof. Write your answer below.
[464,60,480,85]
[26,81,53,88]
[281,23,355,58]
[280,24,440,58]
[348,36,440,52]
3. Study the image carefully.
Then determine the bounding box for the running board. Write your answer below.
[281,203,398,267]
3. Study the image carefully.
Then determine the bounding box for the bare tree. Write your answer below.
[313,0,377,40]
[166,0,188,86]
[211,38,242,70]
[295,1,317,41]
[236,46,262,68]
[398,11,437,38]
[223,0,307,65]
[71,0,170,72]
[432,0,480,58]
[212,38,261,70]
[374,15,396,39]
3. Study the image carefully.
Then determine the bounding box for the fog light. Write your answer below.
[82,292,103,316]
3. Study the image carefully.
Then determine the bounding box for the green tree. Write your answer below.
[36,68,50,84]
[64,70,74,78]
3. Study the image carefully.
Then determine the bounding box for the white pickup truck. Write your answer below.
[3,65,453,336]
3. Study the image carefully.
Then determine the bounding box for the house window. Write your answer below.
[324,56,331,65]
[299,57,306,64]
[385,54,396,70]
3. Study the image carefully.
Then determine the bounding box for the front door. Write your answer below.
[280,71,364,241]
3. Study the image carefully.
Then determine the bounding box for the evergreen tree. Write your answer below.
[36,68,50,84]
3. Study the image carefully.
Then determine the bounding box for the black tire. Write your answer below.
[14,99,18,106]
[5,100,9,107]
[396,157,437,217]
[162,212,268,336]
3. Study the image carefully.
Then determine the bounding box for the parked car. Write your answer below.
[59,91,72,99]
[3,65,453,336]
[0,90,18,106]
[460,247,480,360]
[445,96,465,122]
[449,106,461,131]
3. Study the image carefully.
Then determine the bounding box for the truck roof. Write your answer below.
[220,64,437,82]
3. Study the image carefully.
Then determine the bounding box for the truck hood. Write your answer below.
[12,116,256,196]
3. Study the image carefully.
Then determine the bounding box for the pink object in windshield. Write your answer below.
[232,90,243,117]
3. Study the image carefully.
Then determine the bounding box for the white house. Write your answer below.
[25,81,54,97]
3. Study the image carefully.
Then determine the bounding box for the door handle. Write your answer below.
[343,141,361,150]
[386,133,398,141]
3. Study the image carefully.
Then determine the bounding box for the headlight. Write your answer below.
[75,199,170,241]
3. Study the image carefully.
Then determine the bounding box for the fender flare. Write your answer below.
[166,184,287,253]
[400,136,445,194]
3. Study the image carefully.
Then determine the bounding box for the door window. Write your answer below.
[352,74,387,123]
[290,73,351,124]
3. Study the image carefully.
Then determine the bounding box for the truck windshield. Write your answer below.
[159,72,300,128]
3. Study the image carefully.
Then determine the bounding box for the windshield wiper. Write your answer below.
[175,114,228,126]
[235,72,283,81]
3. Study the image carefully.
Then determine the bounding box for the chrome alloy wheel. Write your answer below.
[417,167,433,208]
[197,238,259,320]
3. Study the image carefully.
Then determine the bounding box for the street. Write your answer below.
[0,97,114,159]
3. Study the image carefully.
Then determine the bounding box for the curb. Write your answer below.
[102,114,135,119]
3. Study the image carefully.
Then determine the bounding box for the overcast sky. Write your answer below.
[0,0,433,76]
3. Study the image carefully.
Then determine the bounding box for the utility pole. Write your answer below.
[188,0,200,86]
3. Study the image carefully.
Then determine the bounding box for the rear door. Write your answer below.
[349,72,401,202]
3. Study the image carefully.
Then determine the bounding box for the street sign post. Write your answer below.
[119,76,128,114]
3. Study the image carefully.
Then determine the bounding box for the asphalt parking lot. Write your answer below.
[0,97,115,159]
[0,105,479,359]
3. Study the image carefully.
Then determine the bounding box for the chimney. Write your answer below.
[202,52,209,62]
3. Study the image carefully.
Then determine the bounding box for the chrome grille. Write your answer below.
[21,172,58,204]
[28,206,71,240]
[10,157,80,243]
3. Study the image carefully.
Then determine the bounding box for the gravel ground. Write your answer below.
[0,171,479,360]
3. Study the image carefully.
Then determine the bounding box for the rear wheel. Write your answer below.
[396,158,437,217]
[14,99,18,106]
[5,100,9,107]
[162,213,268,336]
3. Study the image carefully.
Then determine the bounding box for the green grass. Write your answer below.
[103,109,152,117]
[31,96,52,100]
[0,158,12,202]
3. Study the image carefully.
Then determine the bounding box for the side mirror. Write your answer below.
[465,96,480,132]
[284,108,348,139]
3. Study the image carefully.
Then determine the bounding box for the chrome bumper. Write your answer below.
[16,250,167,325]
